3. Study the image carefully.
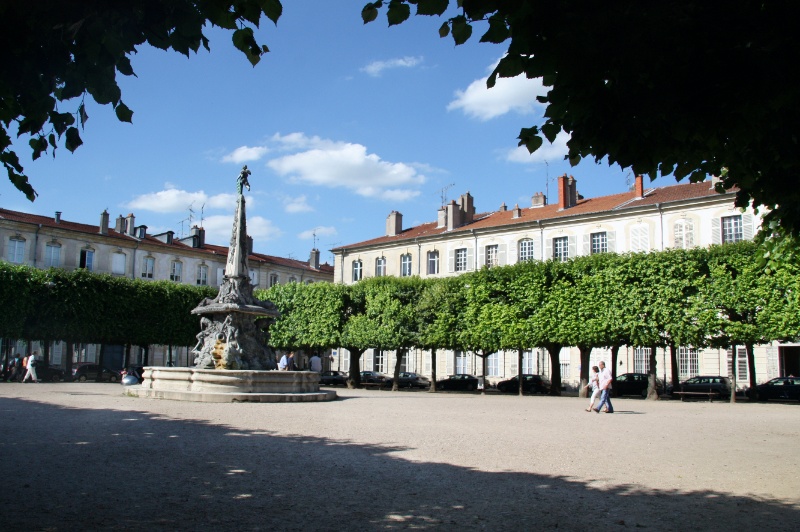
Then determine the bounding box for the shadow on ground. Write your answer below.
[0,396,795,531]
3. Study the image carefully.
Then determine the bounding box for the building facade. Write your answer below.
[331,175,800,389]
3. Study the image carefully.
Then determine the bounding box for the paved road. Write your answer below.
[1,382,798,530]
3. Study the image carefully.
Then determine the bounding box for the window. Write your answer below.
[399,351,408,372]
[249,269,258,286]
[485,244,499,268]
[559,347,571,379]
[269,273,279,287]
[487,352,501,376]
[427,251,439,275]
[727,347,749,381]
[455,248,468,272]
[400,254,412,276]
[518,239,535,262]
[289,276,297,283]
[79,249,94,271]
[7,238,24,264]
[455,351,469,374]
[522,351,535,374]
[373,350,386,373]
[634,347,651,374]
[630,225,650,252]
[553,236,569,262]
[678,347,699,378]
[142,257,155,279]
[722,215,743,244]
[111,253,126,275]
[590,232,607,254]
[197,265,208,286]
[673,219,695,249]
[352,260,363,282]
[375,257,386,277]
[170,261,182,282]
[44,243,61,267]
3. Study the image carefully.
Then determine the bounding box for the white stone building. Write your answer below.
[331,175,800,389]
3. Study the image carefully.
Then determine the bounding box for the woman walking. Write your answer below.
[585,365,600,412]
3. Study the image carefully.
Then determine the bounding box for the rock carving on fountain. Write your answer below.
[191,166,279,370]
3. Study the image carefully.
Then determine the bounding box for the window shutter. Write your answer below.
[742,214,754,240]
[673,221,684,249]
[544,238,553,260]
[711,219,721,245]
[607,231,616,253]
[446,352,453,375]
[498,244,507,266]
[568,236,577,258]
[466,248,474,271]
[533,238,541,261]
[685,220,695,247]
[448,249,455,272]
[582,234,590,255]
[508,241,516,264]
[478,246,485,268]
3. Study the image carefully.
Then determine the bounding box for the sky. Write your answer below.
[2,2,675,266]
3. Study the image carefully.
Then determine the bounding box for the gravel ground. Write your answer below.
[1,382,798,531]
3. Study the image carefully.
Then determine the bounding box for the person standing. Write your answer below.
[278,353,288,370]
[585,365,600,412]
[595,360,614,413]
[286,352,296,371]
[22,351,40,383]
[309,353,322,373]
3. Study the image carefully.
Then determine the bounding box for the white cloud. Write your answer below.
[361,56,423,77]
[221,146,269,164]
[201,214,282,243]
[448,59,547,121]
[125,188,249,213]
[267,133,425,201]
[298,226,337,240]
[283,195,314,213]
[506,130,571,164]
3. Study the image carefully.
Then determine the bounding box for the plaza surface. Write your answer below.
[1,383,798,531]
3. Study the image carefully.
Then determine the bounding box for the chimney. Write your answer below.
[125,213,136,236]
[386,211,403,237]
[512,204,522,219]
[309,248,320,269]
[166,230,173,245]
[568,176,578,206]
[557,175,569,210]
[499,202,507,212]
[458,192,475,224]
[634,175,644,198]
[532,192,546,208]
[99,210,109,235]
[115,215,126,233]
[191,225,205,248]
[54,211,62,224]
[247,236,254,255]
[446,200,462,231]
[437,207,446,229]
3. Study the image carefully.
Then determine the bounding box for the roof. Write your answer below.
[332,180,734,252]
[0,208,333,276]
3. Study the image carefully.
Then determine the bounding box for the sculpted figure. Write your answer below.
[237,165,251,195]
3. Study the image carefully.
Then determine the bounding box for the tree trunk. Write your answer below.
[480,352,487,396]
[545,343,563,396]
[669,343,680,389]
[65,343,74,378]
[43,341,51,366]
[124,343,131,369]
[746,343,757,401]
[97,343,106,382]
[143,345,150,366]
[578,345,592,398]
[647,345,659,400]
[346,348,364,389]
[392,348,405,391]
[729,344,737,404]
[429,348,437,393]
[517,348,524,397]
[610,344,620,381]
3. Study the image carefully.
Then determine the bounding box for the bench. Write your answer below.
[672,391,720,402]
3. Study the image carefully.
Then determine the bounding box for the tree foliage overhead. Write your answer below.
[0,0,281,201]
[364,0,800,234]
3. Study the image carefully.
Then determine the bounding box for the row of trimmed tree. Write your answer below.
[261,242,800,398]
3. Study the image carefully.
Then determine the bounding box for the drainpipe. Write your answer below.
[415,238,421,275]
[340,249,346,284]
[537,220,544,261]
[33,224,42,267]
[131,240,140,280]
[471,230,478,270]
[656,203,664,251]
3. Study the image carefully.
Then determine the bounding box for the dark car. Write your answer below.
[360,371,388,384]
[613,373,663,397]
[385,372,430,389]
[72,364,120,383]
[36,365,67,382]
[319,370,348,386]
[496,374,550,394]
[750,377,800,401]
[668,375,731,399]
[435,374,479,391]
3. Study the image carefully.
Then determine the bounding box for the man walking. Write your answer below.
[595,360,614,413]
[22,351,40,383]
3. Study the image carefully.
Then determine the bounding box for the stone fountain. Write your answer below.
[126,167,335,403]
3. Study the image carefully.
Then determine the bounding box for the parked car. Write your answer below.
[360,371,388,384]
[36,365,67,382]
[385,372,430,389]
[72,364,121,383]
[749,377,800,401]
[667,376,731,399]
[319,370,348,386]
[613,373,663,397]
[496,374,550,394]
[435,374,479,391]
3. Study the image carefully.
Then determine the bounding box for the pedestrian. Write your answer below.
[278,353,288,370]
[585,365,600,412]
[22,351,40,383]
[309,353,322,373]
[594,360,614,413]
[286,352,296,371]
[8,354,22,382]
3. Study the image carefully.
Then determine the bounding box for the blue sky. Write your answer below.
[3,3,672,265]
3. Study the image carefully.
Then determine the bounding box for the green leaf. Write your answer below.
[65,127,83,153]
[261,0,283,25]
[417,0,449,16]
[438,21,450,38]
[114,102,133,123]
[78,103,89,128]
[480,14,510,44]
[387,0,411,26]
[451,15,472,45]
[542,123,560,143]
[517,128,543,153]
[116,56,135,77]
[29,137,48,161]
[362,2,381,24]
